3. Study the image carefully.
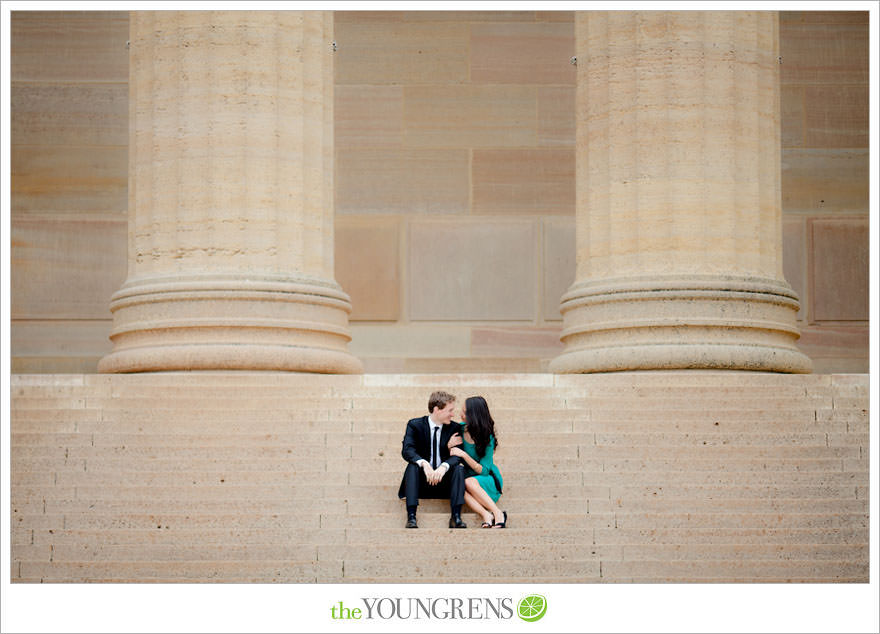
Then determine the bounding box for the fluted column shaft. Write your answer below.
[99,11,362,373]
[550,11,811,373]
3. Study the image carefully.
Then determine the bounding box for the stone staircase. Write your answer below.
[10,372,869,582]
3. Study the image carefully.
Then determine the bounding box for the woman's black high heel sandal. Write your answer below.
[493,511,507,529]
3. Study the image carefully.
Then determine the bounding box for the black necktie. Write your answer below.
[431,426,439,468]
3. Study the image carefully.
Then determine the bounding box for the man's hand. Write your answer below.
[421,462,436,484]
[425,463,448,485]
[447,433,462,449]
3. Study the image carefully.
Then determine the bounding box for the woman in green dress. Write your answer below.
[449,396,506,528]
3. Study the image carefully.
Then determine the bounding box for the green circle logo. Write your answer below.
[517,594,547,622]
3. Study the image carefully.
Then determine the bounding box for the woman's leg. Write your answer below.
[463,479,493,525]
[465,477,504,524]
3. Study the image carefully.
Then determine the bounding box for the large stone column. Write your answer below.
[99,11,362,373]
[550,11,812,374]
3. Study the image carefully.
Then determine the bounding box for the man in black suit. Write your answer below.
[398,390,467,529]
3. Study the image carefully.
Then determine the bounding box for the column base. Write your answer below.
[548,275,813,374]
[97,273,363,374]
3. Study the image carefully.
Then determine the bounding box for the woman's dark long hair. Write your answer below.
[464,396,498,459]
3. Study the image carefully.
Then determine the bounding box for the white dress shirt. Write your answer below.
[418,415,450,472]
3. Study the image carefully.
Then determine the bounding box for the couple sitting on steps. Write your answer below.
[398,391,506,529]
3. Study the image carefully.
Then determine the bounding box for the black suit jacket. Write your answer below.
[397,416,462,497]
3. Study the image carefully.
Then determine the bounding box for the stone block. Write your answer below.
[535,11,575,23]
[781,86,804,148]
[335,86,403,149]
[781,149,868,213]
[11,320,113,357]
[404,85,537,148]
[334,219,400,321]
[796,326,869,372]
[12,81,128,147]
[11,218,126,319]
[470,327,563,358]
[810,218,868,321]
[472,149,574,215]
[347,325,471,359]
[12,357,102,374]
[335,20,468,84]
[781,11,869,25]
[543,217,576,320]
[803,85,868,148]
[470,22,575,84]
[11,11,129,82]
[779,22,868,85]
[538,86,575,146]
[782,216,807,321]
[336,149,468,214]
[801,327,870,359]
[335,11,537,23]
[11,146,128,213]
[409,220,537,320]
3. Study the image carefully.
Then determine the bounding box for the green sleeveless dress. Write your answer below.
[458,423,503,502]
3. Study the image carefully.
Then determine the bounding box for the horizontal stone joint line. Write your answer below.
[559,294,802,317]
[559,319,802,338]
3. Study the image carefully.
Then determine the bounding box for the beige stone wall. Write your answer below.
[779,11,869,373]
[11,12,128,372]
[332,11,576,372]
[10,10,869,373]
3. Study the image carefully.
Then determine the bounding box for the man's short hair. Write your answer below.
[428,391,456,413]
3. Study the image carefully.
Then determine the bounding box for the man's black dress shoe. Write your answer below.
[448,514,467,529]
[405,514,418,529]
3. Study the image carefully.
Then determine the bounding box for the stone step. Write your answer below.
[329,558,601,580]
[15,543,322,562]
[11,450,861,474]
[17,560,329,583]
[13,558,607,582]
[11,372,854,389]
[366,373,836,388]
[11,392,839,410]
[610,512,868,529]
[15,527,350,546]
[13,408,857,430]
[593,527,870,545]
[13,541,626,564]
[616,543,868,561]
[597,498,868,515]
[326,511,870,530]
[11,396,567,410]
[10,372,869,583]
[12,402,847,422]
[10,433,866,460]
[14,452,863,487]
[347,575,867,583]
[598,559,868,581]
[13,495,866,517]
[14,380,843,399]
[13,511,614,531]
[15,525,869,548]
[12,461,867,490]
